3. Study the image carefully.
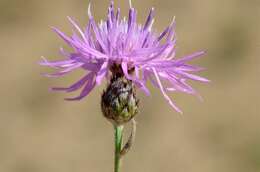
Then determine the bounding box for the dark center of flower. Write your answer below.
[110,63,135,77]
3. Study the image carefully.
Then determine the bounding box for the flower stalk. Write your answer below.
[114,125,123,172]
[113,119,137,172]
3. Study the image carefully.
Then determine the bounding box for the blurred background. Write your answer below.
[0,0,260,171]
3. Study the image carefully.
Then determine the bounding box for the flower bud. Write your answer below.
[101,75,139,126]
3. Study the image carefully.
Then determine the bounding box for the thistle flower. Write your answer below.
[40,0,208,114]
[40,1,209,171]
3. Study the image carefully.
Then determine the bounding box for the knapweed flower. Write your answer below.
[40,0,209,114]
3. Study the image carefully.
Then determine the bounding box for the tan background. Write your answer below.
[0,0,260,171]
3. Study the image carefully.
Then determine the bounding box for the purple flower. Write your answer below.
[40,0,209,113]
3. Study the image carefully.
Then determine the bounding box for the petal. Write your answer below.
[82,62,102,71]
[42,63,83,78]
[127,8,136,33]
[143,8,155,32]
[176,64,205,72]
[52,72,95,92]
[166,18,176,42]
[53,27,107,59]
[39,58,76,68]
[52,27,75,46]
[67,16,87,43]
[95,61,108,85]
[174,51,205,64]
[139,43,172,63]
[129,45,166,58]
[88,9,108,54]
[116,8,120,22]
[152,68,182,113]
[156,26,169,42]
[174,70,210,83]
[65,73,95,101]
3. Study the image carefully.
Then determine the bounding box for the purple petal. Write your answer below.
[39,58,76,68]
[127,8,136,33]
[152,68,182,113]
[52,72,95,92]
[156,26,169,42]
[82,62,102,71]
[129,45,167,58]
[65,73,95,101]
[174,70,210,82]
[53,27,107,59]
[138,43,172,63]
[95,61,108,85]
[43,63,83,78]
[67,16,87,43]
[143,8,154,32]
[52,27,74,46]
[89,19,108,53]
[175,51,205,64]
[116,8,120,22]
[166,19,176,42]
[176,64,205,72]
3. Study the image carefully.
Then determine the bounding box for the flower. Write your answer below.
[40,0,209,113]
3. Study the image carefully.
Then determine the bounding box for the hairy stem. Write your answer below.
[114,125,123,172]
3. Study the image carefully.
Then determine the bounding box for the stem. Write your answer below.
[114,125,123,172]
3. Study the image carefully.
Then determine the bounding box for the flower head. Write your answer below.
[40,0,209,113]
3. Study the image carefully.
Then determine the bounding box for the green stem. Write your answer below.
[114,125,123,172]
